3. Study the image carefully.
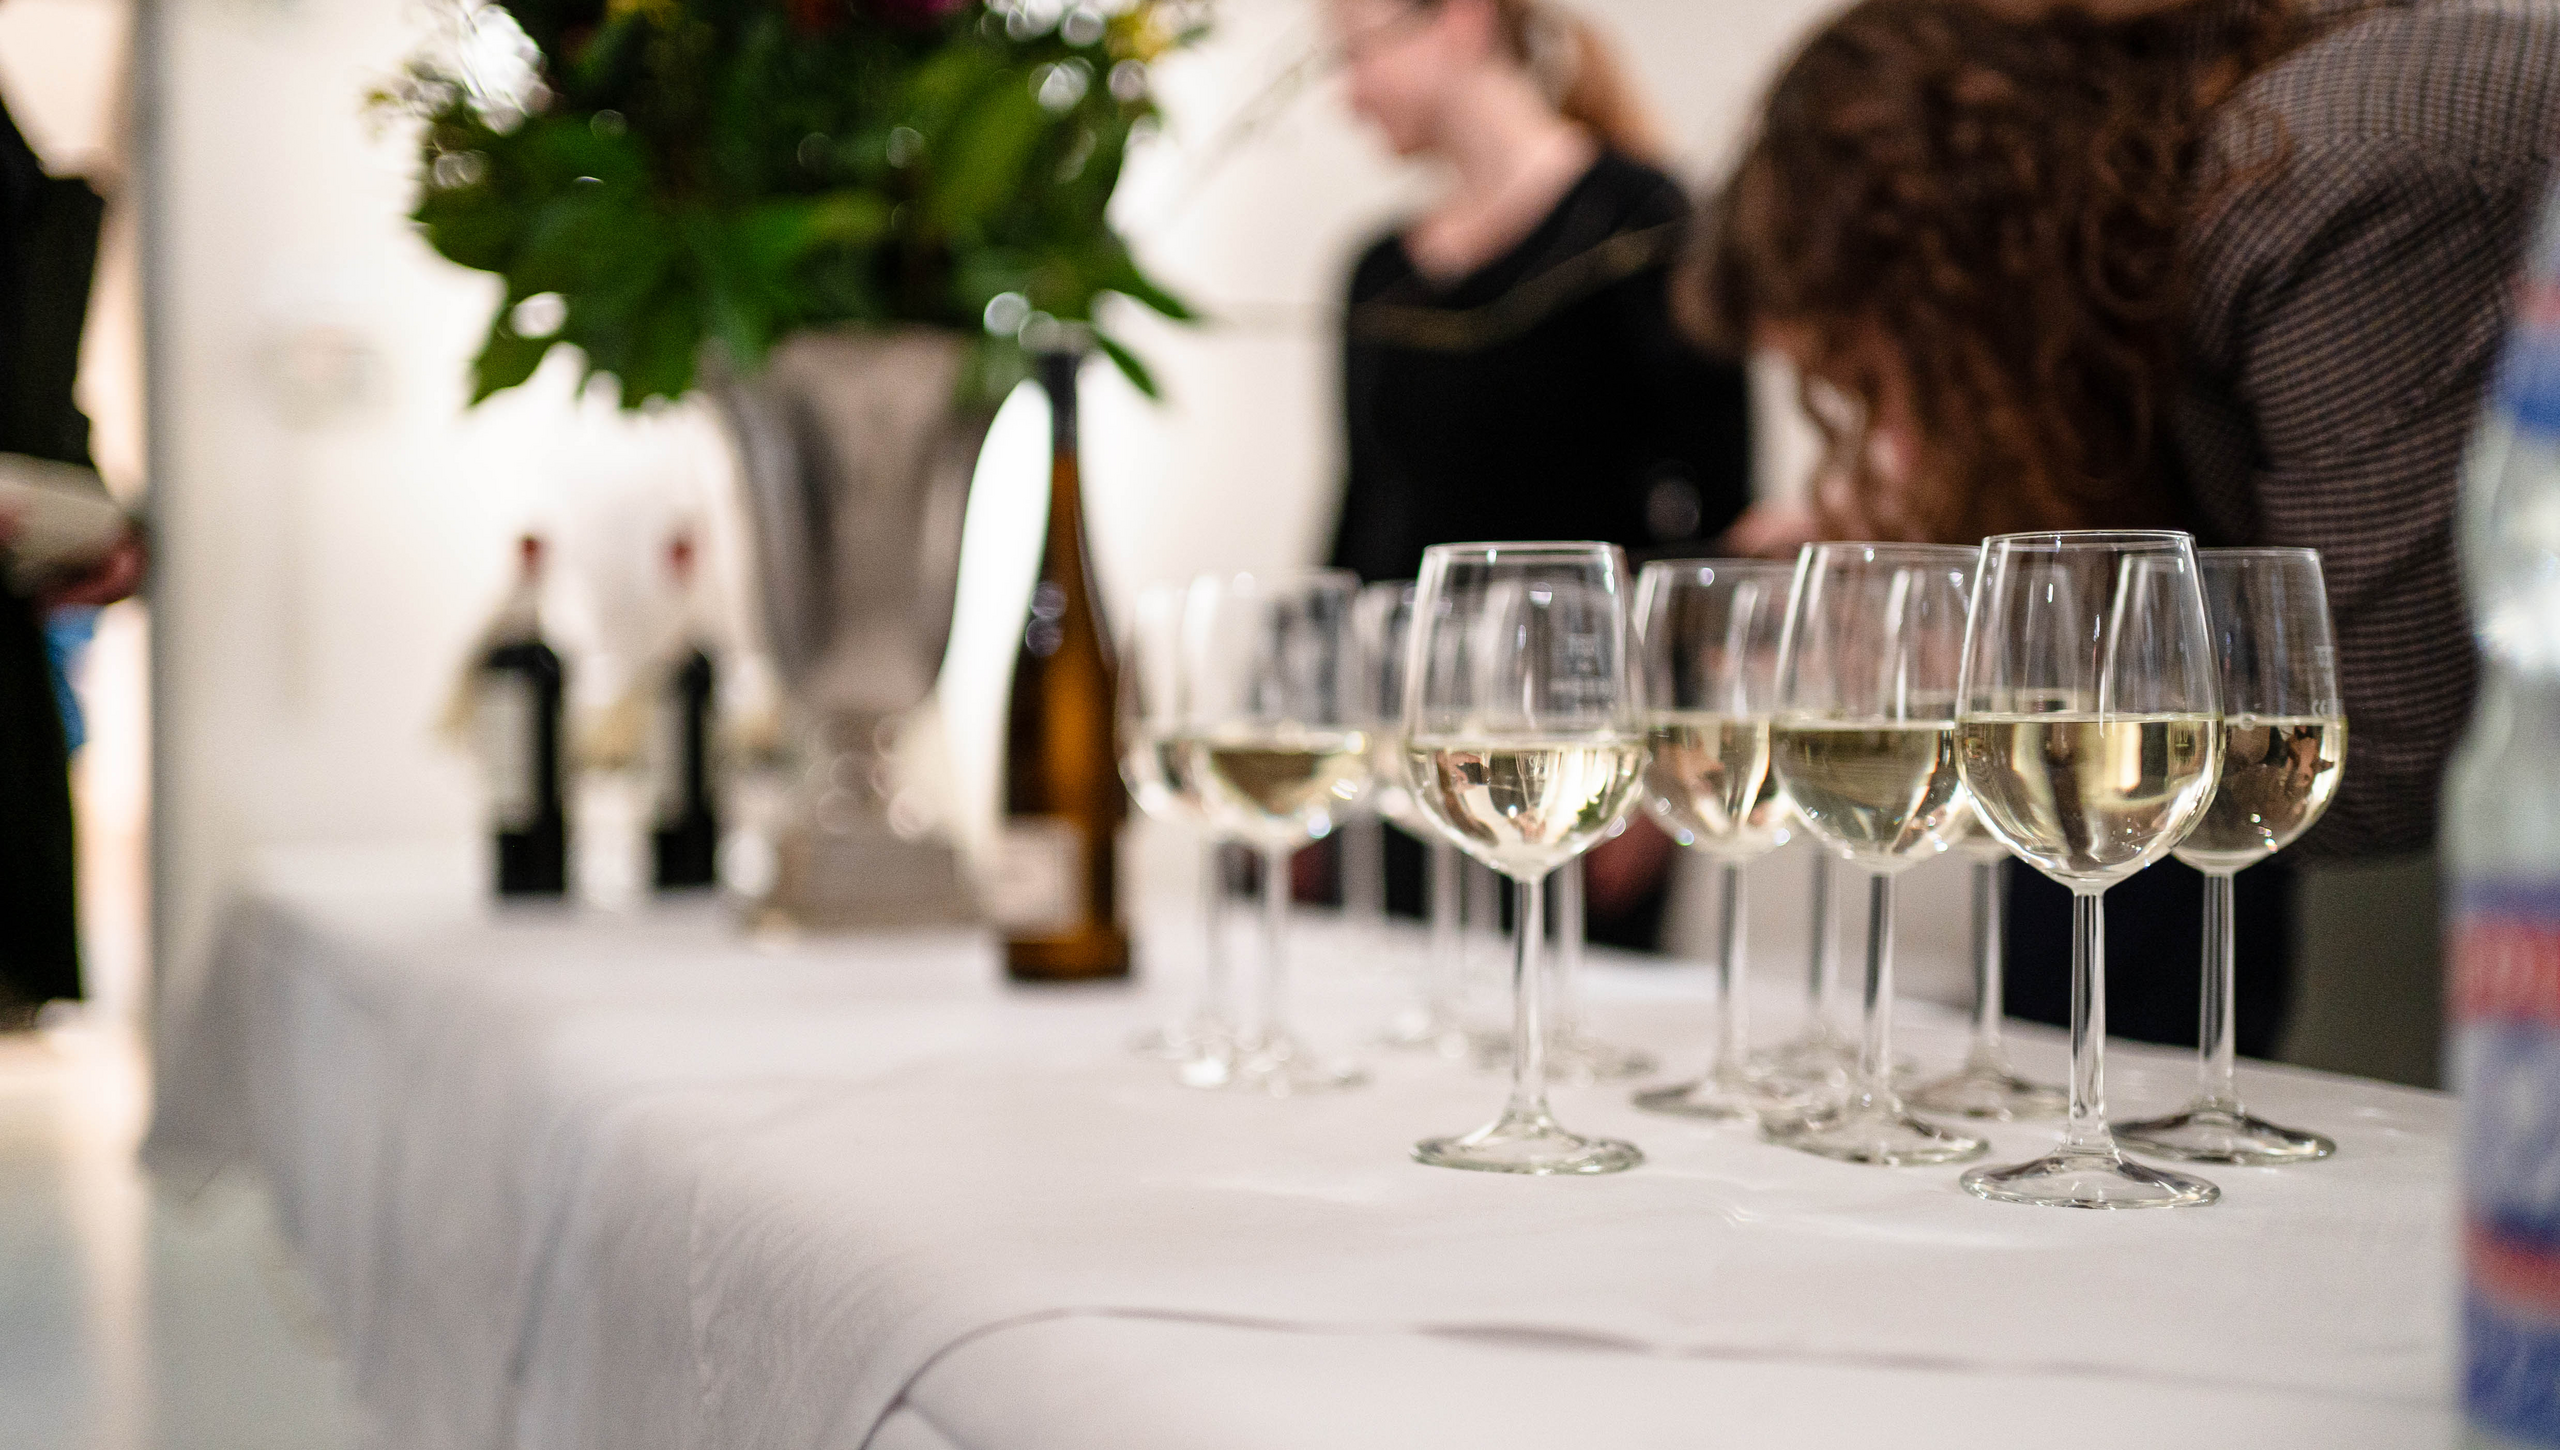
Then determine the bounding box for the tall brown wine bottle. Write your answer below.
[996,349,1131,980]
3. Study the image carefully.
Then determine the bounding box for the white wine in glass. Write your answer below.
[2120,548,2347,1165]
[1956,530,2226,1209]
[1405,735,1646,877]
[1184,571,1373,1096]
[1191,728,1372,840]
[1118,581,1234,1087]
[1406,543,1648,1175]
[1763,544,1988,1167]
[1629,558,1812,1121]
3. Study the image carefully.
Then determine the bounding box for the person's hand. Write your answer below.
[41,527,146,609]
[1715,501,1824,559]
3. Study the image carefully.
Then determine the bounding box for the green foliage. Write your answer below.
[388,0,1205,407]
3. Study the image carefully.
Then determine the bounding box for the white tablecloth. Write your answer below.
[146,849,2458,1450]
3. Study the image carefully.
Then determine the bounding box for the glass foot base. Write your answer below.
[1908,1058,2068,1121]
[1174,1042,1236,1090]
[1634,1066,1822,1122]
[1761,1093,1986,1165]
[1962,1143,2220,1208]
[1237,1035,1367,1097]
[1414,1108,1643,1175]
[2115,1105,2335,1165]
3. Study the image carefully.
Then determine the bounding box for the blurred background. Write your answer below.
[0,0,2465,1444]
[23,0,1961,1037]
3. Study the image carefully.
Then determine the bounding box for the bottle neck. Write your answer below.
[1041,350,1084,558]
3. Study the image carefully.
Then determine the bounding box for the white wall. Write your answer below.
[142,0,1976,1011]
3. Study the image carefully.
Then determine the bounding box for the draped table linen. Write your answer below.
[146,850,2457,1449]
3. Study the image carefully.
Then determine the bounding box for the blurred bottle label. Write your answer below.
[2497,247,2560,438]
[2456,881,2560,1446]
[475,673,536,831]
[647,687,687,824]
[985,818,1082,935]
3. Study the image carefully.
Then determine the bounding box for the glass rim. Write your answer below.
[1419,540,1621,562]
[1799,540,1979,563]
[1978,529,2195,552]
[2194,545,2320,562]
[1638,556,1797,579]
[1198,564,1360,591]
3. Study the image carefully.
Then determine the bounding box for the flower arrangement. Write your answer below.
[384,0,1205,407]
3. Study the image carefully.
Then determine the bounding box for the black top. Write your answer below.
[1328,152,1751,583]
[0,93,100,1010]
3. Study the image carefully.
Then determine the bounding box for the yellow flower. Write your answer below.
[607,0,675,21]
[1106,3,1173,62]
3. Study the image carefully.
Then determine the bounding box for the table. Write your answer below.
[146,849,2458,1449]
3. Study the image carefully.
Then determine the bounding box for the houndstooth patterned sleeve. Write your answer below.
[2172,7,2560,859]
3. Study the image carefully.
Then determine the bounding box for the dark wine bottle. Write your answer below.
[480,535,567,897]
[650,534,720,892]
[997,349,1130,980]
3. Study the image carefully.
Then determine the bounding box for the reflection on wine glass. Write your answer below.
[1628,558,1817,1121]
[2118,547,2345,1165]
[1956,530,2225,1208]
[1185,570,1373,1096]
[1905,797,2068,1120]
[1405,542,1647,1174]
[1762,543,1988,1166]
[1118,581,1237,1088]
[1356,580,1468,1058]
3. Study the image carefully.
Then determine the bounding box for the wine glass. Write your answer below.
[2118,547,2345,1164]
[1185,569,1373,1096]
[1628,559,1817,1121]
[1906,798,2068,1119]
[1763,543,1988,1166]
[1955,530,2225,1208]
[1405,542,1648,1174]
[1118,580,1236,1089]
[1765,849,1854,1083]
[1357,581,1468,1057]
[1541,859,1659,1083]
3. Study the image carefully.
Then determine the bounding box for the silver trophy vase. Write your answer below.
[714,327,993,928]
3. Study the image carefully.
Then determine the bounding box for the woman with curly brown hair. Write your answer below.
[1696,0,2560,1075]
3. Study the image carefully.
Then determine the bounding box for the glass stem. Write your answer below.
[1467,857,1499,991]
[1199,839,1230,1035]
[1857,871,1895,1107]
[1429,841,1461,1029]
[2066,887,2114,1156]
[1343,816,1384,941]
[1807,851,1833,1017]
[1969,861,2006,1065]
[1503,871,1552,1127]
[2198,869,2242,1114]
[1715,863,1748,1075]
[1261,844,1292,1050]
[1552,858,1586,1041]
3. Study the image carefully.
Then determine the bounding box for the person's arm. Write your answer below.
[2192,140,2544,855]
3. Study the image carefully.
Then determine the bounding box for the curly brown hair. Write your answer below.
[1689,0,2316,543]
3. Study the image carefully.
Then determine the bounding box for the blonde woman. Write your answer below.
[1326,0,1745,948]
